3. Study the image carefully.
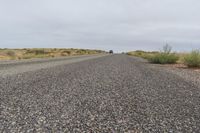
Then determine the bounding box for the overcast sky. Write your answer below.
[0,0,200,52]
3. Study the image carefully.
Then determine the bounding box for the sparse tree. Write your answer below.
[162,44,172,54]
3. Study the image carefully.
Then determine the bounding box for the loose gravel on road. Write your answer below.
[0,54,106,77]
[1,54,200,132]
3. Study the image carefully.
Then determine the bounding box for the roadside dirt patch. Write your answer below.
[162,63,200,73]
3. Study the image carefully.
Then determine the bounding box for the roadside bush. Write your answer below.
[4,50,16,59]
[6,51,16,57]
[76,49,87,54]
[184,50,200,67]
[26,49,47,55]
[148,44,179,64]
[62,50,72,55]
[148,53,179,64]
[35,49,46,55]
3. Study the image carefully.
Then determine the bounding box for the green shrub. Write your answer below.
[25,49,47,55]
[6,51,15,56]
[148,44,179,64]
[184,50,200,67]
[148,53,179,64]
[22,55,33,59]
[62,50,72,55]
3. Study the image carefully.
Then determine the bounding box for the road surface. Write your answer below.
[1,54,200,132]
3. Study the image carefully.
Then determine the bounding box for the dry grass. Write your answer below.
[183,50,200,67]
[0,48,105,60]
[127,50,200,69]
[127,50,159,60]
[127,51,187,63]
[127,45,185,65]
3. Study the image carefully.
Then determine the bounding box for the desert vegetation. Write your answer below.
[148,44,179,64]
[0,48,105,60]
[127,45,200,68]
[127,50,159,60]
[127,44,178,64]
[184,50,200,67]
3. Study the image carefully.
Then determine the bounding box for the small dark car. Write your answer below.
[109,50,114,54]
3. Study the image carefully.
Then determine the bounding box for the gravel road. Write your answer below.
[0,54,106,77]
[1,54,200,132]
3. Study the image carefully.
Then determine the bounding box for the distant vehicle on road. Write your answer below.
[109,50,114,54]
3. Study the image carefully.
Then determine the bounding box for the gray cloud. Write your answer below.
[0,0,200,52]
